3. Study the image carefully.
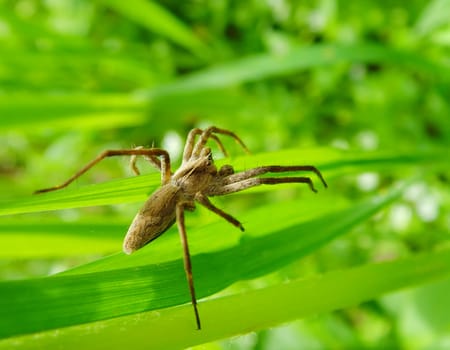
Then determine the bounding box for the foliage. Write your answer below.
[0,0,449,349]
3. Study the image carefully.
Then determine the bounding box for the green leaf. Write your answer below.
[3,43,446,132]
[0,94,147,131]
[150,43,449,98]
[0,148,445,216]
[0,220,125,258]
[2,246,450,349]
[0,173,159,216]
[101,0,207,56]
[0,184,404,340]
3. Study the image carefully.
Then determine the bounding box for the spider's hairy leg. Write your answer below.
[34,148,172,194]
[191,126,249,158]
[225,165,328,189]
[129,146,162,175]
[176,202,201,330]
[182,128,229,162]
[211,176,319,195]
[195,192,244,231]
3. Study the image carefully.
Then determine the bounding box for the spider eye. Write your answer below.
[206,152,213,165]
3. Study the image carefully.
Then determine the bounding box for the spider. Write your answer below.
[35,126,328,329]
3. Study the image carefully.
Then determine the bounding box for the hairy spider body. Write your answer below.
[123,184,179,254]
[35,126,327,330]
[124,149,234,253]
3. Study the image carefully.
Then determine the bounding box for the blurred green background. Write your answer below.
[0,0,449,349]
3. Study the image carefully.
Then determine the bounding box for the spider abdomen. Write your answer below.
[123,184,180,254]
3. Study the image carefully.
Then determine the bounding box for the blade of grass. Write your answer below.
[3,44,446,132]
[0,93,148,131]
[61,190,350,274]
[1,49,158,86]
[0,189,348,259]
[0,221,126,258]
[102,0,207,57]
[0,173,159,215]
[2,248,450,349]
[0,184,404,339]
[149,43,449,98]
[0,148,445,216]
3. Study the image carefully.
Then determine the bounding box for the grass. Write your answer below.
[3,248,450,349]
[0,181,415,339]
[0,147,448,347]
[1,0,449,348]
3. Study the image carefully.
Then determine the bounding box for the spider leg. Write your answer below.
[225,165,327,189]
[210,176,319,195]
[195,192,244,231]
[191,126,249,159]
[182,128,228,162]
[34,148,171,194]
[176,202,201,330]
[129,146,162,175]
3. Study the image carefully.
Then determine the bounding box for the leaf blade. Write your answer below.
[150,43,448,98]
[102,0,206,56]
[3,248,450,349]
[0,148,445,216]
[0,185,404,339]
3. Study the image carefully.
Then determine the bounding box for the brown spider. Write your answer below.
[35,126,327,329]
